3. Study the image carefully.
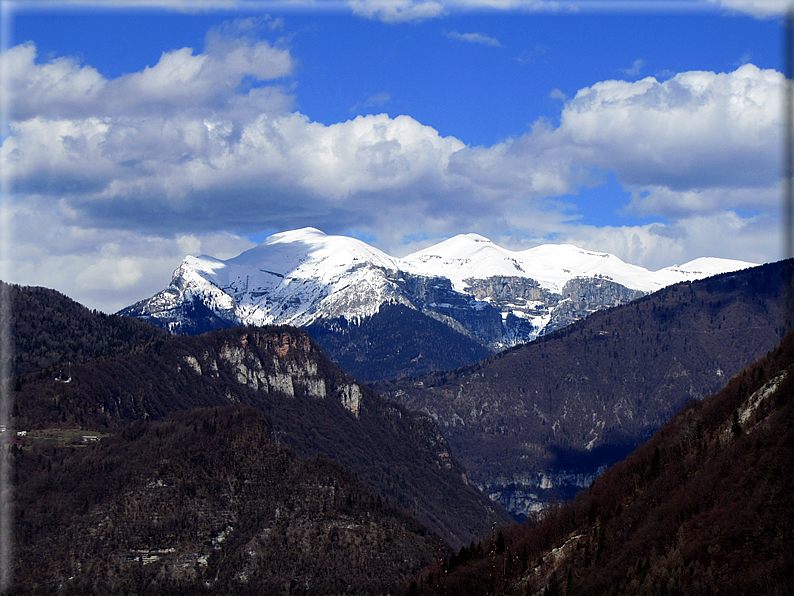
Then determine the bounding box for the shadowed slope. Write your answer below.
[403,331,794,595]
[377,260,790,516]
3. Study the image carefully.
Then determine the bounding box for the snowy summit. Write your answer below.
[121,228,758,347]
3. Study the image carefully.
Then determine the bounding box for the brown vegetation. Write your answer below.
[307,303,492,382]
[1,282,166,380]
[401,332,794,595]
[7,286,511,553]
[11,406,444,595]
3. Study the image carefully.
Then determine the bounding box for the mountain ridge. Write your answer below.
[9,285,511,548]
[401,329,794,595]
[120,228,757,377]
[376,259,790,518]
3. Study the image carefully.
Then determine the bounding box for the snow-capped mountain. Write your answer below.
[120,228,758,349]
[403,234,752,294]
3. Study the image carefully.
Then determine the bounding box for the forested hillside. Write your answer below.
[4,283,514,593]
[2,282,166,379]
[306,303,492,382]
[9,309,510,550]
[377,260,791,516]
[401,331,794,595]
[11,406,442,595]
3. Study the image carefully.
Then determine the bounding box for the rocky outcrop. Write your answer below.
[545,277,645,335]
[12,322,512,548]
[463,275,646,346]
[391,272,505,345]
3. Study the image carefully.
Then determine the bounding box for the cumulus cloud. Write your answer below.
[4,18,294,121]
[1,26,784,310]
[623,185,779,219]
[554,64,781,193]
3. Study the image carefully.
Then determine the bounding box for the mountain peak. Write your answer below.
[265,227,328,244]
[121,228,760,351]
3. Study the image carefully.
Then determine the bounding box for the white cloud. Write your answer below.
[364,92,391,106]
[445,30,503,46]
[1,197,255,313]
[347,0,446,22]
[3,20,294,121]
[350,92,391,113]
[555,211,780,271]
[3,43,107,121]
[1,29,783,310]
[620,58,644,77]
[623,185,778,218]
[711,0,793,17]
[554,64,781,193]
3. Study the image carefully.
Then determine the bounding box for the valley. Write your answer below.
[2,244,790,594]
[377,259,789,517]
[402,328,794,595]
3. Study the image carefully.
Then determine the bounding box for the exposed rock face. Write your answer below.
[464,275,645,345]
[464,275,552,310]
[340,383,361,417]
[485,468,606,519]
[215,331,331,400]
[392,272,505,345]
[123,263,650,353]
[546,277,646,335]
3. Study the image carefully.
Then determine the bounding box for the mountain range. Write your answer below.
[6,253,792,593]
[120,228,756,381]
[376,259,790,518]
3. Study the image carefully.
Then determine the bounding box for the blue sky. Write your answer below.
[0,0,788,312]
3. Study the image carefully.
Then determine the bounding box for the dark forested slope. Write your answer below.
[11,323,510,549]
[11,406,443,595]
[403,330,794,596]
[377,260,790,516]
[306,303,493,382]
[2,282,166,379]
